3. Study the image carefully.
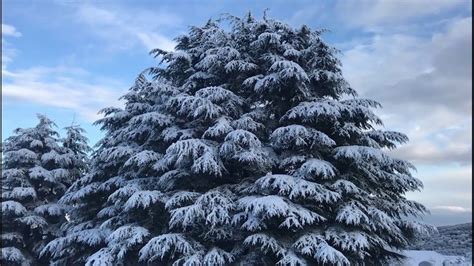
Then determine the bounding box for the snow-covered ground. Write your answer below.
[409,222,472,260]
[397,250,471,266]
[404,222,472,265]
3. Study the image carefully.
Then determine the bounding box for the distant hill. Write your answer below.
[409,222,472,260]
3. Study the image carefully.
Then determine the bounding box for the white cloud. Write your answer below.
[341,16,472,165]
[1,5,180,125]
[136,32,176,52]
[389,120,472,165]
[2,21,125,122]
[335,0,466,30]
[2,23,22,37]
[2,24,20,75]
[75,4,179,51]
[432,206,472,213]
[337,14,471,220]
[2,43,16,71]
[406,165,472,212]
[2,65,125,121]
[287,3,329,27]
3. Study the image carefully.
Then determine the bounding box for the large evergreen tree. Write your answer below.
[1,115,90,265]
[43,13,434,265]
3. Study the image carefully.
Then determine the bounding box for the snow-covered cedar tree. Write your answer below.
[43,13,435,265]
[1,115,90,266]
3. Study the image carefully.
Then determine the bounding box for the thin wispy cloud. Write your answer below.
[2,65,125,121]
[2,23,21,75]
[432,206,472,214]
[75,4,179,52]
[2,23,22,37]
[335,0,467,30]
[390,121,472,165]
[1,12,136,122]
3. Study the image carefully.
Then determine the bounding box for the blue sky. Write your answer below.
[2,0,472,225]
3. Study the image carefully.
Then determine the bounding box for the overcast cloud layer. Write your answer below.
[2,0,471,225]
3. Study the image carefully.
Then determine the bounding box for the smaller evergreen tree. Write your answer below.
[61,125,92,188]
[1,115,90,265]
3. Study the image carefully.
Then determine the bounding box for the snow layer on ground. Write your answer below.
[398,250,470,266]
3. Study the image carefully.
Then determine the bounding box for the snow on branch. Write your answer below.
[325,228,370,254]
[106,225,150,259]
[294,159,337,180]
[254,174,340,203]
[60,182,101,204]
[276,251,307,266]
[167,94,223,120]
[203,247,234,265]
[282,100,343,123]
[107,183,141,204]
[4,148,37,163]
[282,99,382,126]
[15,215,48,230]
[336,201,371,227]
[160,139,223,176]
[29,166,52,181]
[237,195,325,230]
[1,200,27,217]
[333,145,390,165]
[225,60,259,73]
[251,32,281,47]
[270,125,335,150]
[138,233,200,262]
[123,150,162,169]
[231,116,265,134]
[330,180,362,195]
[220,130,270,169]
[195,86,243,106]
[128,112,173,127]
[1,247,28,265]
[243,233,285,256]
[293,234,350,265]
[41,229,110,259]
[269,60,309,82]
[34,203,65,217]
[123,190,164,211]
[85,247,115,266]
[169,190,234,230]
[203,118,234,139]
[5,187,37,201]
